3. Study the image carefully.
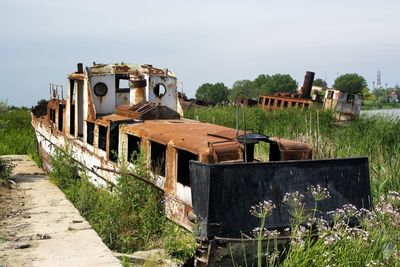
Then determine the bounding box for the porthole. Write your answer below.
[94,82,108,97]
[153,83,166,98]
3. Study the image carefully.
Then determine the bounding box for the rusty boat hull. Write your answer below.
[31,63,372,266]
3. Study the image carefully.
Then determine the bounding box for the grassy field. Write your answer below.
[1,102,399,266]
[0,106,41,165]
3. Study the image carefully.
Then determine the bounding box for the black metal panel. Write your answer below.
[190,157,371,238]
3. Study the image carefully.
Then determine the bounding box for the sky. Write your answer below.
[1,0,399,107]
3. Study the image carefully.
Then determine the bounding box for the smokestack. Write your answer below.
[77,63,84,74]
[301,71,315,99]
[130,75,147,105]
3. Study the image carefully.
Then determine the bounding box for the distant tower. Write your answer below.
[377,71,381,87]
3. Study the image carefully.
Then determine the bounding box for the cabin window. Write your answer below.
[70,107,75,136]
[58,104,64,131]
[277,100,282,108]
[177,149,197,187]
[109,123,119,162]
[150,141,166,176]
[270,99,275,107]
[291,101,296,107]
[283,101,288,108]
[116,75,130,93]
[153,83,166,98]
[127,134,141,162]
[87,122,94,145]
[98,125,107,151]
[327,91,334,99]
[347,94,355,103]
[94,82,108,97]
[49,109,56,123]
[69,80,75,104]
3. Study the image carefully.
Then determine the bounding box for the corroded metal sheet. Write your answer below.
[190,157,371,238]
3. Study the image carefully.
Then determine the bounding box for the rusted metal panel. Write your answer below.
[190,157,371,238]
[116,103,180,120]
[258,95,313,111]
[270,137,312,160]
[123,119,243,158]
[323,89,362,120]
[88,63,176,78]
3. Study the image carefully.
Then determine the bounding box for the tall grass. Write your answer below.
[49,148,196,263]
[0,104,41,165]
[184,106,400,199]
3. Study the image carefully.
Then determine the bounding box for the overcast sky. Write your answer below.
[1,0,399,106]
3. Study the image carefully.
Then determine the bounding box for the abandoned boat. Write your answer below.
[257,71,363,121]
[31,63,371,266]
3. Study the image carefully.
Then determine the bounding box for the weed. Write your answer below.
[247,187,400,266]
[0,158,13,180]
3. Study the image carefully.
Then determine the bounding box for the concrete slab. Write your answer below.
[0,155,121,267]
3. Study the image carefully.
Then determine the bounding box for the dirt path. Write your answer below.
[0,155,121,267]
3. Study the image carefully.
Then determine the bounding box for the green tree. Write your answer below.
[333,73,367,94]
[229,80,255,101]
[361,88,376,102]
[257,74,298,95]
[373,88,388,103]
[195,83,229,104]
[313,78,327,88]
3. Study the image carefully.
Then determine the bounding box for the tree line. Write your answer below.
[194,72,393,105]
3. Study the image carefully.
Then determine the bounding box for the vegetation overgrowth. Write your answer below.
[0,102,41,165]
[49,148,196,264]
[240,188,400,267]
[186,106,400,266]
[185,106,400,199]
[2,100,400,265]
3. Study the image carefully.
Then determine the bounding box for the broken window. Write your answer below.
[283,100,288,108]
[115,74,130,93]
[177,149,197,187]
[70,79,76,136]
[127,134,141,163]
[327,91,334,99]
[70,108,75,136]
[49,109,56,123]
[87,122,94,145]
[150,141,166,176]
[108,122,119,162]
[58,104,63,131]
[153,83,166,98]
[277,100,282,108]
[347,94,355,103]
[98,125,107,151]
[270,99,275,107]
